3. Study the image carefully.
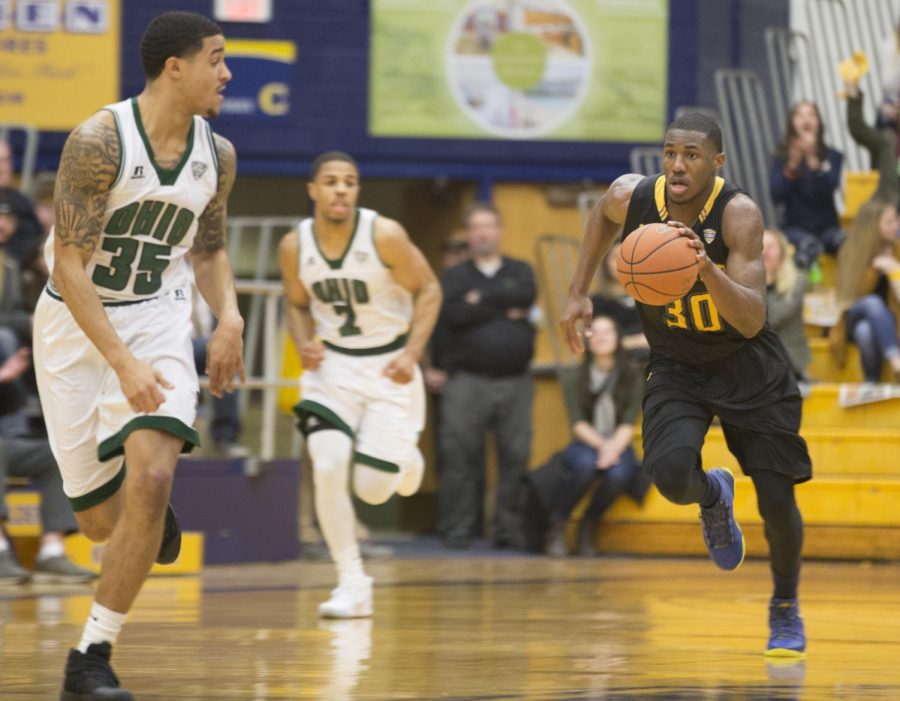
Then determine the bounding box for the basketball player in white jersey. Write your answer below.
[279,151,442,618]
[32,12,244,700]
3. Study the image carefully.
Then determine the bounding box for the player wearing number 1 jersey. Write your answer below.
[561,113,812,657]
[279,151,441,619]
[33,12,245,700]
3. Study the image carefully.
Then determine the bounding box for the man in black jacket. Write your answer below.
[436,202,536,549]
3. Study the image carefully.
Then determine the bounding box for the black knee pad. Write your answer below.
[647,447,703,505]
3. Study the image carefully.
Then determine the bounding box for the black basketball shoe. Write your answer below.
[156,503,182,565]
[60,642,133,701]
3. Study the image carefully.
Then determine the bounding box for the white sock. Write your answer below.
[77,601,127,653]
[334,545,365,582]
[37,539,65,560]
[0,537,9,553]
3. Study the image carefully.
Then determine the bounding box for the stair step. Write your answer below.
[604,476,900,526]
[634,426,899,476]
[801,384,900,429]
[808,337,866,383]
[595,522,900,560]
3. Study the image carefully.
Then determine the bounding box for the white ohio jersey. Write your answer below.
[298,208,413,350]
[46,97,219,302]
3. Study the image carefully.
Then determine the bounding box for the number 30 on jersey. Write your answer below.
[664,292,723,332]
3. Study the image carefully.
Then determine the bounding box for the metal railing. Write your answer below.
[715,69,778,226]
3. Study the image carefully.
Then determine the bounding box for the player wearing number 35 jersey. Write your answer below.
[561,113,811,658]
[33,12,245,699]
[279,151,441,620]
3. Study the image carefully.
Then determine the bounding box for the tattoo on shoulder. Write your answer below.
[193,134,237,255]
[55,116,120,254]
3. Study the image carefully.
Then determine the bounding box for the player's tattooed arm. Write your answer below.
[193,133,236,257]
[54,111,119,263]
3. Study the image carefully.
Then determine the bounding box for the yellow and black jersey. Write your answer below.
[622,174,750,364]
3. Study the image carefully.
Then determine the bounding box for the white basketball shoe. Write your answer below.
[319,574,374,619]
[397,449,425,497]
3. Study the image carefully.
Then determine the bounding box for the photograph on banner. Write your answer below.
[0,0,120,131]
[370,0,668,141]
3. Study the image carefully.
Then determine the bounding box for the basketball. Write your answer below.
[616,223,699,305]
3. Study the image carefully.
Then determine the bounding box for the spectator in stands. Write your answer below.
[437,202,536,549]
[762,229,811,382]
[0,347,96,584]
[543,315,645,557]
[0,196,32,345]
[21,172,55,311]
[770,101,846,269]
[877,19,900,130]
[0,195,34,439]
[830,198,900,383]
[590,241,649,363]
[0,139,42,266]
[842,64,899,207]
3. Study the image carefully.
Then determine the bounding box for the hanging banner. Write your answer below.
[219,39,296,121]
[370,0,668,141]
[0,0,120,131]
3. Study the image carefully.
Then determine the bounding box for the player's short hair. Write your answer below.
[310,151,359,180]
[140,12,223,80]
[667,112,723,152]
[462,201,502,228]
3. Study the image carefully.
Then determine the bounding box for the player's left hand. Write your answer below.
[668,220,712,272]
[384,351,416,384]
[207,315,246,397]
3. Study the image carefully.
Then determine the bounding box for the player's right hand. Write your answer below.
[117,358,173,414]
[299,340,326,371]
[560,293,593,355]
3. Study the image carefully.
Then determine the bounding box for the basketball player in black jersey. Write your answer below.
[561,113,810,656]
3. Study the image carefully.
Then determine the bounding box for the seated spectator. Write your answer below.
[0,347,96,584]
[877,19,900,131]
[842,58,899,206]
[542,315,646,558]
[21,172,55,311]
[762,229,811,382]
[770,101,846,269]
[830,199,900,383]
[0,139,42,266]
[589,241,649,363]
[0,197,32,345]
[0,197,34,438]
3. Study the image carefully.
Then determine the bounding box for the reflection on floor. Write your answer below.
[2,548,899,700]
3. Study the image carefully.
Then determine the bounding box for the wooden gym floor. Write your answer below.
[2,548,899,700]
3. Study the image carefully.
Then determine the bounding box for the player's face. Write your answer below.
[308,161,360,223]
[662,129,724,205]
[181,35,231,119]
[588,316,618,357]
[878,205,899,243]
[465,210,502,257]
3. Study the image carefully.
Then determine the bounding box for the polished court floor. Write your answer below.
[1,548,899,700]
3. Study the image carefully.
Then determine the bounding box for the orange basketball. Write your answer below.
[616,223,699,306]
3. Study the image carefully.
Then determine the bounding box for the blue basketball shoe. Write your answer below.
[766,598,806,657]
[699,467,745,571]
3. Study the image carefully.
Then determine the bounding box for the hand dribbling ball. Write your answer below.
[616,223,699,305]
